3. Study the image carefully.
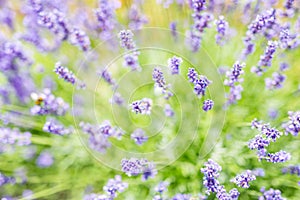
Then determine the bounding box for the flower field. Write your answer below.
[0,0,300,199]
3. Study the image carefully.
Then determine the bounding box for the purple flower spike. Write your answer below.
[202,99,214,112]
[43,118,72,136]
[282,111,300,136]
[103,175,128,198]
[231,170,256,188]
[200,159,222,195]
[168,56,182,75]
[266,150,291,163]
[118,30,136,50]
[252,41,278,76]
[36,151,54,168]
[215,16,229,45]
[69,28,91,51]
[131,128,148,145]
[265,72,286,90]
[259,188,285,200]
[194,75,211,97]
[164,104,174,117]
[131,98,152,115]
[54,62,77,85]
[191,0,206,12]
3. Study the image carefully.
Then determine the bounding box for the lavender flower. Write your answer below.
[200,159,221,194]
[265,72,286,90]
[0,127,31,146]
[69,28,91,51]
[43,118,72,136]
[260,124,283,142]
[170,21,177,40]
[282,165,300,176]
[224,62,245,87]
[155,181,169,194]
[231,170,256,188]
[191,0,206,12]
[54,62,77,85]
[131,98,152,115]
[164,104,174,117]
[252,168,265,177]
[131,128,148,145]
[120,158,156,181]
[79,121,125,153]
[229,188,240,200]
[0,172,15,187]
[110,93,124,105]
[142,161,158,181]
[194,75,211,97]
[94,0,118,38]
[83,193,109,200]
[36,151,54,168]
[99,69,115,86]
[282,111,300,136]
[153,68,173,99]
[123,53,141,71]
[118,30,136,50]
[224,62,245,105]
[279,62,289,72]
[193,12,213,33]
[266,150,291,163]
[248,135,270,150]
[103,175,128,198]
[187,68,199,83]
[202,99,214,112]
[128,5,148,30]
[185,29,202,52]
[259,188,285,200]
[251,41,278,76]
[215,16,229,45]
[168,56,182,75]
[30,89,69,116]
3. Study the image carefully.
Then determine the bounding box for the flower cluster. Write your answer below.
[24,1,90,51]
[152,67,173,99]
[224,61,245,105]
[30,89,69,116]
[79,121,125,153]
[200,159,222,194]
[36,151,54,168]
[131,128,148,145]
[251,41,278,76]
[282,165,300,176]
[121,158,157,181]
[265,72,286,90]
[168,56,182,75]
[202,99,214,112]
[84,175,127,200]
[282,111,300,136]
[110,92,124,106]
[128,4,148,30]
[242,9,277,58]
[99,69,116,86]
[215,16,229,45]
[187,68,211,97]
[43,118,72,136]
[131,98,153,115]
[201,159,239,199]
[54,62,77,85]
[0,172,15,187]
[248,119,291,163]
[259,188,285,200]
[231,170,256,188]
[103,175,128,198]
[164,104,174,117]
[118,30,141,71]
[0,41,34,103]
[0,127,31,146]
[94,0,118,39]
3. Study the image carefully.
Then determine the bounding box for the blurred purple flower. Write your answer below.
[282,111,300,136]
[36,151,54,168]
[203,99,214,112]
[168,56,182,75]
[131,128,148,145]
[131,98,152,115]
[231,170,256,188]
